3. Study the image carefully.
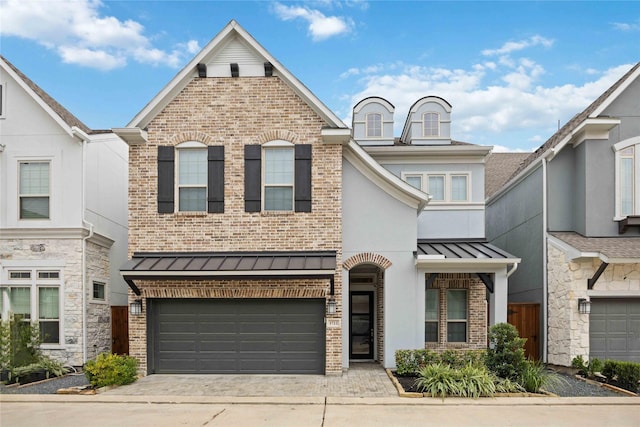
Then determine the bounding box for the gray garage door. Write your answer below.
[149,298,325,374]
[590,298,640,362]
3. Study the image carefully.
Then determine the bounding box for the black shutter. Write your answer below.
[207,146,224,213]
[295,144,312,212]
[244,145,261,212]
[157,146,175,213]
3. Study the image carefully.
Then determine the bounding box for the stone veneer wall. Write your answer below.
[127,76,343,375]
[85,241,112,360]
[547,242,640,366]
[425,273,487,351]
[0,238,84,365]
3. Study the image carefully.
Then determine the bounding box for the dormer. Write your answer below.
[401,96,452,145]
[352,97,395,146]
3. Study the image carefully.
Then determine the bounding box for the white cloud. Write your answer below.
[481,35,554,56]
[612,20,640,31]
[491,145,533,153]
[273,3,353,41]
[340,57,632,147]
[0,0,199,70]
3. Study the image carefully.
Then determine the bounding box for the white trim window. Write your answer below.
[451,175,468,202]
[366,112,382,138]
[92,281,106,302]
[177,145,207,212]
[404,174,423,191]
[263,142,294,211]
[1,269,62,345]
[425,288,439,342]
[446,289,467,342]
[428,175,445,201]
[422,112,440,137]
[614,138,640,218]
[19,161,50,219]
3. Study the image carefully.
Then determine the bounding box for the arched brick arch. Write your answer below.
[169,131,216,145]
[343,253,392,270]
[257,130,300,144]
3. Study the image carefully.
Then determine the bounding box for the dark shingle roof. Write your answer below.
[550,232,640,261]
[1,55,92,134]
[485,152,531,198]
[506,62,640,184]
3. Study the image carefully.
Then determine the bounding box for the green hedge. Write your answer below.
[84,353,138,388]
[395,349,486,376]
[602,360,640,392]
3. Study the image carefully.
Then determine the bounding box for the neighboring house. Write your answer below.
[486,62,640,365]
[0,56,129,366]
[116,21,518,375]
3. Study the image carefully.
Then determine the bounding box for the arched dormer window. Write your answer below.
[366,112,382,138]
[614,137,640,219]
[423,112,439,137]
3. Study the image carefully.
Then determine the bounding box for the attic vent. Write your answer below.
[197,63,207,78]
[264,62,273,77]
[230,63,239,77]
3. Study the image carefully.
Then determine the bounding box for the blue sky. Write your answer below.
[1,1,639,151]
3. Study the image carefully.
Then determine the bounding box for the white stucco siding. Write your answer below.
[342,159,421,368]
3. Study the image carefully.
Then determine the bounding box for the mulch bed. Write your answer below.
[393,374,422,393]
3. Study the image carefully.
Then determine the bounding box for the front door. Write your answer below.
[350,291,374,359]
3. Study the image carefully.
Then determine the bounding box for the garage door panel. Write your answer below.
[590,298,640,362]
[151,298,325,374]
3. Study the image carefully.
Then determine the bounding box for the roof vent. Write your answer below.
[264,62,273,77]
[230,63,239,77]
[197,63,207,78]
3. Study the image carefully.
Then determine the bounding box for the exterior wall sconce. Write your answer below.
[578,298,591,315]
[130,299,143,316]
[327,297,337,315]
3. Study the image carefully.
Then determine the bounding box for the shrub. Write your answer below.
[84,353,138,388]
[602,360,617,380]
[485,323,526,381]
[519,359,564,393]
[38,355,68,378]
[395,349,438,376]
[588,358,603,376]
[415,363,497,399]
[440,349,486,369]
[571,355,588,376]
[612,361,640,392]
[493,375,525,393]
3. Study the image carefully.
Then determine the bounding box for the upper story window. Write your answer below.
[263,145,294,211]
[404,172,469,202]
[614,138,640,219]
[19,162,50,219]
[244,142,312,213]
[365,113,382,138]
[422,112,440,137]
[0,82,5,118]
[92,281,106,301]
[177,148,207,212]
[157,144,224,214]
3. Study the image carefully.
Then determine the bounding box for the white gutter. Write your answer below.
[542,157,549,364]
[507,262,518,278]
[72,127,94,364]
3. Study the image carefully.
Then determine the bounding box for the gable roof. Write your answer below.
[504,62,640,185]
[485,152,531,198]
[126,20,347,130]
[0,55,92,135]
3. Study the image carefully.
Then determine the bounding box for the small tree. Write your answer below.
[485,322,527,381]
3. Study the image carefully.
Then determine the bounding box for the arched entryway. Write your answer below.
[344,253,391,365]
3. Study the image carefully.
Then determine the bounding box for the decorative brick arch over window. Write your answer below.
[258,130,300,144]
[343,253,392,271]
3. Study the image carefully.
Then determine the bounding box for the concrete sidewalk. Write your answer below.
[2,394,639,427]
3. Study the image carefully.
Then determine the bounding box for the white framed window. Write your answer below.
[366,112,382,138]
[0,82,5,118]
[92,281,106,301]
[19,161,50,219]
[425,289,439,342]
[263,142,294,211]
[451,175,469,202]
[404,174,423,191]
[428,175,445,201]
[614,138,640,219]
[177,146,207,212]
[446,289,467,342]
[1,268,62,345]
[422,112,440,137]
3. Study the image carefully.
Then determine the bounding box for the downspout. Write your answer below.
[506,262,518,278]
[542,157,549,363]
[73,127,94,364]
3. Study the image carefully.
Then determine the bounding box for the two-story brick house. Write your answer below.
[117,21,519,374]
[486,62,640,364]
[0,56,129,366]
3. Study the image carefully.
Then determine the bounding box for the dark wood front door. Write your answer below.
[350,291,374,359]
[111,306,129,355]
[507,303,539,360]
